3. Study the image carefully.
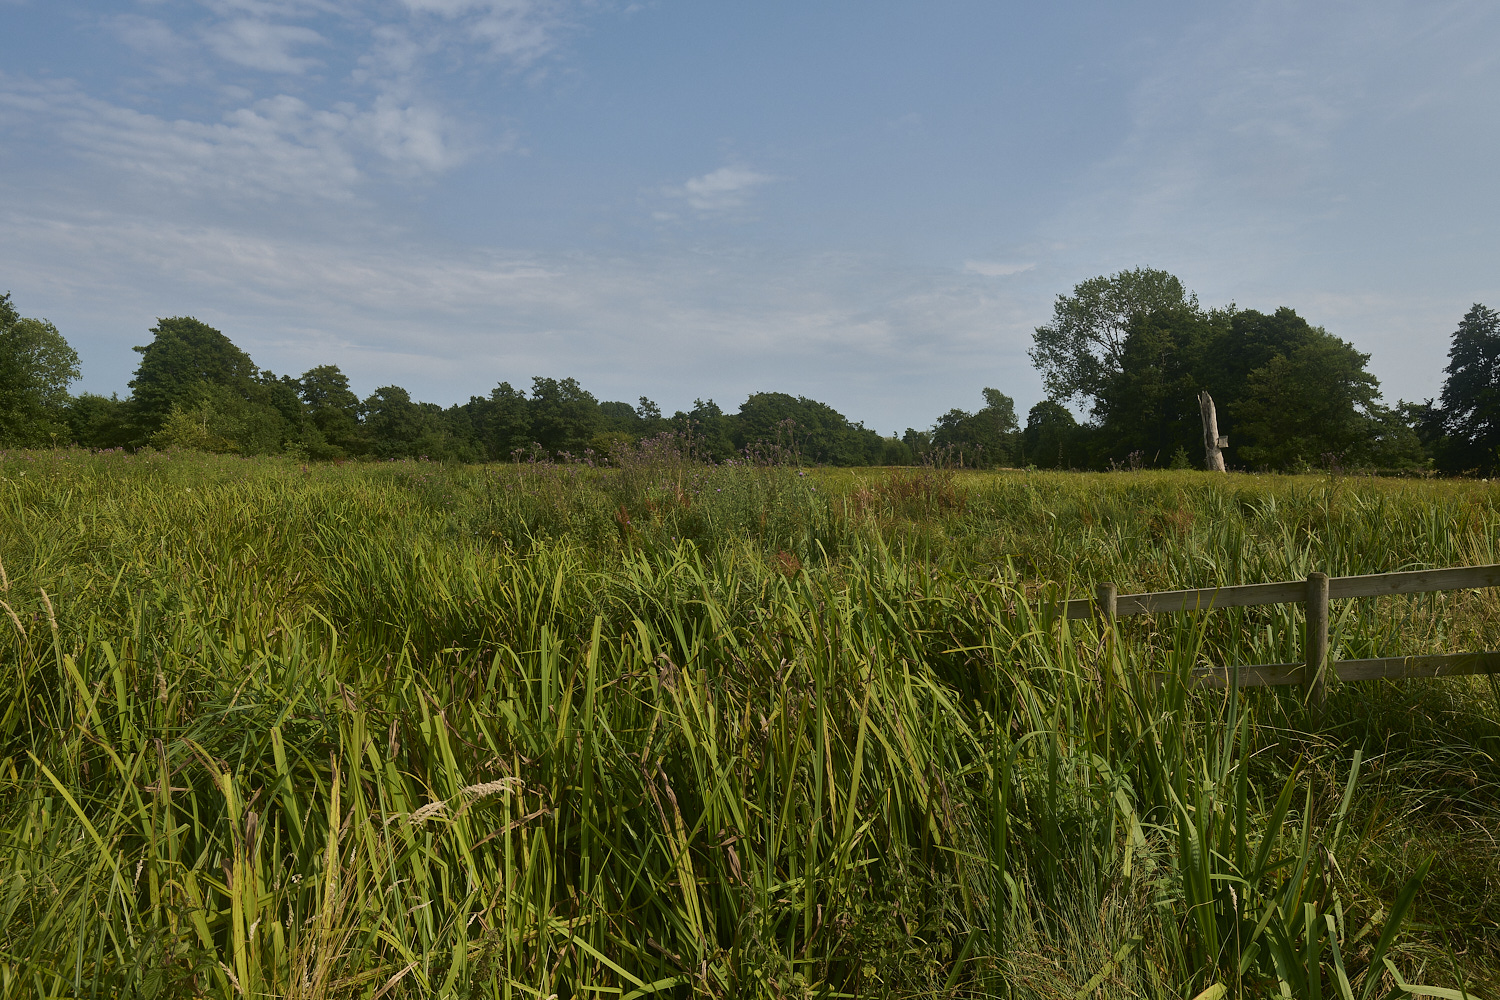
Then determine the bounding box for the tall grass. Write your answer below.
[0,449,1495,997]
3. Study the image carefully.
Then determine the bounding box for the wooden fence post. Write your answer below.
[1305,572,1330,712]
[1095,582,1118,626]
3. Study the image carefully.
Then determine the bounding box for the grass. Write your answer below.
[0,447,1496,998]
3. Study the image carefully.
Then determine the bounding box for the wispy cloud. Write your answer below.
[964,260,1035,277]
[72,0,573,202]
[398,0,572,64]
[668,165,777,214]
[0,78,464,200]
[203,18,328,74]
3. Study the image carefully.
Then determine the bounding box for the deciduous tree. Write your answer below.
[1234,335,1380,469]
[1094,305,1219,464]
[930,388,1020,466]
[0,293,80,447]
[528,376,600,456]
[299,364,363,457]
[1021,400,1085,469]
[128,316,259,435]
[1029,268,1197,408]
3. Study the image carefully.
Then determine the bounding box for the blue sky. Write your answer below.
[2,1,1497,434]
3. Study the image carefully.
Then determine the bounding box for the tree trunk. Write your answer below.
[1199,391,1227,472]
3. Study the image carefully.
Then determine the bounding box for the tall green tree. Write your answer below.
[1093,305,1226,465]
[299,364,363,457]
[673,399,737,461]
[1435,303,1500,473]
[1206,307,1333,395]
[1233,335,1380,469]
[361,386,425,459]
[1021,401,1086,469]
[527,377,600,456]
[462,381,532,460]
[1030,269,1395,470]
[930,388,1020,466]
[128,317,259,435]
[65,394,133,450]
[735,393,883,465]
[1029,268,1197,407]
[0,292,80,447]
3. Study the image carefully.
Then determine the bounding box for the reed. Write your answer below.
[0,449,1494,997]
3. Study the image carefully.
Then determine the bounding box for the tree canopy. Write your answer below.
[927,388,1019,466]
[1029,268,1196,407]
[0,292,80,447]
[1029,269,1402,471]
[129,317,259,434]
[1433,304,1500,473]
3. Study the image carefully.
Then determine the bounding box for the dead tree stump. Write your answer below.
[1198,391,1227,472]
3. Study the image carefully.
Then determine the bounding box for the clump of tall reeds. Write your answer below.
[0,450,1494,996]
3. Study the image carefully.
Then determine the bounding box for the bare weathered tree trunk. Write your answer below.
[1199,391,1228,472]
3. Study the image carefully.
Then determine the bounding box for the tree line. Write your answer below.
[1,276,1496,472]
[0,298,922,464]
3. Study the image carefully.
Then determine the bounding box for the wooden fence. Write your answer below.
[1060,564,1500,707]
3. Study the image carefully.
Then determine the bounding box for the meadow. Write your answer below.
[0,445,1496,999]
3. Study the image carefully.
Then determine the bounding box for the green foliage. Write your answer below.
[735,391,886,465]
[0,293,80,447]
[360,384,426,458]
[151,398,241,453]
[1095,304,1219,464]
[458,380,533,461]
[878,434,913,465]
[299,364,363,458]
[150,382,292,455]
[1021,400,1086,469]
[1362,403,1430,472]
[527,375,601,456]
[1029,267,1197,405]
[63,392,134,450]
[675,398,738,460]
[930,388,1021,466]
[101,313,915,465]
[128,316,259,435]
[1234,332,1381,470]
[1435,303,1500,474]
[0,275,1440,477]
[1030,270,1409,471]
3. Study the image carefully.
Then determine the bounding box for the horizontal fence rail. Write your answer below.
[1061,563,1500,619]
[1191,651,1500,689]
[1058,562,1500,707]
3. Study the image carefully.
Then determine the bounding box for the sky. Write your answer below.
[2,0,1498,435]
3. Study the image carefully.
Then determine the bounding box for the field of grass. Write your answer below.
[0,448,1497,998]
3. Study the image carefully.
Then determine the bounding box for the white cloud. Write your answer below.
[203,18,328,74]
[964,260,1035,277]
[55,0,584,209]
[356,93,469,172]
[669,166,777,214]
[0,78,465,200]
[398,0,570,64]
